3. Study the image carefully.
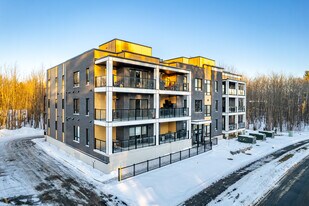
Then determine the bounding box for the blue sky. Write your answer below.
[0,0,308,77]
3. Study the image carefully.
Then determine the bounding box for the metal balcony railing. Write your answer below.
[94,138,106,153]
[159,130,188,144]
[159,108,189,118]
[229,89,237,95]
[159,80,188,91]
[238,106,245,112]
[238,122,246,129]
[229,106,237,113]
[113,109,155,121]
[113,75,155,89]
[95,109,106,121]
[112,136,156,153]
[229,124,237,130]
[95,76,107,87]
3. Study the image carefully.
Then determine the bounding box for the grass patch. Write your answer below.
[278,154,294,163]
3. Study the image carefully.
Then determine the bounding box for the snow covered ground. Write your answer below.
[32,130,309,206]
[209,142,309,206]
[0,127,43,139]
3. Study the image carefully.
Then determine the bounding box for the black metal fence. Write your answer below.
[118,138,218,181]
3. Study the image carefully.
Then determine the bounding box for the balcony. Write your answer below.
[238,106,245,112]
[238,122,245,129]
[94,75,155,89]
[112,136,156,153]
[113,109,155,121]
[229,124,237,130]
[159,80,188,91]
[95,109,106,121]
[229,106,237,113]
[159,130,188,144]
[159,108,189,118]
[94,138,106,153]
[95,76,107,87]
[113,75,155,89]
[229,89,237,95]
[238,90,245,96]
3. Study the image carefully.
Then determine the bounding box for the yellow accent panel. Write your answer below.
[189,57,215,68]
[205,95,212,105]
[118,51,159,64]
[204,116,211,121]
[160,122,176,134]
[94,125,106,141]
[94,65,106,77]
[94,50,116,59]
[99,39,152,56]
[95,93,106,109]
[164,57,189,64]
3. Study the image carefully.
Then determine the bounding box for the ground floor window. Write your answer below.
[73,126,80,142]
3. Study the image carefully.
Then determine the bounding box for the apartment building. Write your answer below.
[45,39,245,173]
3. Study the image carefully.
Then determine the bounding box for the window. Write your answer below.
[129,125,148,139]
[86,128,89,146]
[205,105,211,116]
[195,79,202,91]
[62,99,64,109]
[205,80,211,95]
[195,100,202,112]
[215,81,218,92]
[215,119,218,130]
[73,71,80,87]
[86,68,90,85]
[73,126,80,142]
[55,121,57,130]
[73,99,80,114]
[55,77,58,92]
[215,100,219,112]
[62,122,64,132]
[86,98,89,116]
[55,99,57,109]
[48,99,50,108]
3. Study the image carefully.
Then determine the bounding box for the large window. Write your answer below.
[73,98,80,114]
[129,125,148,139]
[215,100,219,112]
[73,126,80,142]
[86,68,90,85]
[86,98,89,116]
[73,71,80,87]
[195,79,202,91]
[195,100,202,112]
[205,80,211,95]
[215,81,218,92]
[205,105,211,116]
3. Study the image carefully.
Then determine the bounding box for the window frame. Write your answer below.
[195,100,202,112]
[86,98,89,116]
[73,125,80,142]
[204,105,211,117]
[195,78,202,91]
[86,68,90,86]
[73,71,80,88]
[73,98,80,114]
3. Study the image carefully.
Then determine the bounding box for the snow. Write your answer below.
[2,127,309,206]
[209,143,309,206]
[32,138,117,183]
[0,127,43,140]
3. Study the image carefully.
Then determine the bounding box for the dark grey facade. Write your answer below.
[211,70,223,137]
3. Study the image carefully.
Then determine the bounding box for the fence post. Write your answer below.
[133,164,136,176]
[197,145,199,155]
[204,142,206,152]
[180,150,182,160]
[189,148,191,157]
[159,156,161,167]
[147,160,149,171]
[170,153,172,164]
[118,167,122,181]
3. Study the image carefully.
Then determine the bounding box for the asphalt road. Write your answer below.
[0,136,126,206]
[258,155,309,206]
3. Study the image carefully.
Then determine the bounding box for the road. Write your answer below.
[183,139,309,206]
[0,136,126,206]
[258,155,309,206]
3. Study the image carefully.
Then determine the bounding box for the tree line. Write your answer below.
[246,72,309,132]
[0,65,45,129]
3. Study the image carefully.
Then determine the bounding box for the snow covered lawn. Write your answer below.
[209,142,309,206]
[32,130,309,206]
[0,127,43,139]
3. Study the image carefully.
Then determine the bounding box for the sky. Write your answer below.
[0,0,308,77]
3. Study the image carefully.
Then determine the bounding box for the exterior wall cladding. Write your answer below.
[45,39,246,171]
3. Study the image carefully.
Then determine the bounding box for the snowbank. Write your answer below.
[0,127,43,140]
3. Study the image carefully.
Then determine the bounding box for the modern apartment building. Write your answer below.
[45,39,245,173]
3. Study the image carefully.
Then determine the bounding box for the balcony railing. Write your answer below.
[95,76,107,87]
[229,89,237,95]
[112,136,156,153]
[238,106,245,112]
[94,138,106,153]
[159,108,189,118]
[238,122,245,129]
[229,124,237,130]
[113,109,155,121]
[159,130,188,144]
[238,90,245,96]
[95,109,106,121]
[113,75,155,89]
[229,106,237,113]
[159,80,188,91]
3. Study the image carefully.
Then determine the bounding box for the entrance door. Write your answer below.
[192,124,204,145]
